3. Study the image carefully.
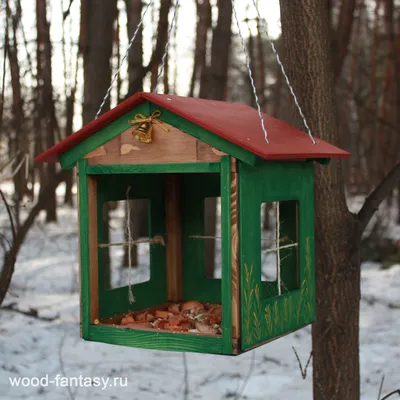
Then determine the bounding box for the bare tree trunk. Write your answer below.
[0,172,68,306]
[247,33,256,108]
[207,0,232,101]
[332,0,357,79]
[125,0,143,96]
[255,15,266,109]
[7,3,25,227]
[396,9,400,223]
[63,89,76,206]
[279,2,360,399]
[0,0,8,136]
[81,0,117,284]
[149,0,172,91]
[189,0,211,97]
[36,0,58,222]
[278,1,400,396]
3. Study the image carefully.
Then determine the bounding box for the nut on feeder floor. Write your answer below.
[36,92,350,355]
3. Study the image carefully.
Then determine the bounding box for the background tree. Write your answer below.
[279,1,400,398]
[36,0,58,222]
[81,0,117,285]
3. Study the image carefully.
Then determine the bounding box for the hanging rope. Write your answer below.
[98,236,165,248]
[95,0,154,120]
[250,0,316,145]
[154,0,180,92]
[262,242,297,254]
[230,0,269,144]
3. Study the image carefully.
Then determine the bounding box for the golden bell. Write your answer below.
[132,122,153,144]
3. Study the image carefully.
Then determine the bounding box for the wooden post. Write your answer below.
[221,156,233,354]
[230,158,240,343]
[165,174,182,301]
[88,175,99,323]
[78,159,90,338]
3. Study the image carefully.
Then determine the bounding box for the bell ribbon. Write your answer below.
[128,110,169,131]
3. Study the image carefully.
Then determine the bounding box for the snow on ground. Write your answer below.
[0,202,399,400]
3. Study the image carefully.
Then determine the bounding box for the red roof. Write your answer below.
[36,92,350,163]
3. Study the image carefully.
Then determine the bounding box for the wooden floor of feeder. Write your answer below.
[97,301,222,338]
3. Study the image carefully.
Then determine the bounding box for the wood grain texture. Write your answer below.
[86,122,199,165]
[196,140,226,162]
[77,165,82,337]
[220,156,233,354]
[148,103,258,166]
[88,325,224,354]
[85,146,106,158]
[165,174,183,301]
[230,158,240,340]
[59,101,150,169]
[87,175,99,322]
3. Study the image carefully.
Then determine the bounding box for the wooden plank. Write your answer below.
[88,325,224,354]
[77,165,82,337]
[238,161,316,350]
[86,162,221,175]
[85,122,199,165]
[196,140,227,162]
[78,159,90,338]
[165,174,183,301]
[59,99,257,170]
[149,103,258,166]
[220,156,233,354]
[85,146,106,158]
[230,158,240,340]
[98,303,222,338]
[97,322,222,337]
[96,174,167,318]
[87,175,99,322]
[59,101,151,169]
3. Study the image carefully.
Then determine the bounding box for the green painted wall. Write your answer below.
[96,173,167,318]
[181,173,221,303]
[238,161,316,350]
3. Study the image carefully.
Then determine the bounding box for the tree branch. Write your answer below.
[381,389,400,400]
[1,302,59,321]
[62,0,75,21]
[0,189,16,243]
[357,162,400,237]
[0,170,68,306]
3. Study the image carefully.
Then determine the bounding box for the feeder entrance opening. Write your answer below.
[260,201,299,297]
[96,172,223,337]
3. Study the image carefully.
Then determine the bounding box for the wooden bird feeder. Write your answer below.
[36,92,350,355]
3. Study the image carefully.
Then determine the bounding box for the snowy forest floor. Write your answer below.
[0,196,399,400]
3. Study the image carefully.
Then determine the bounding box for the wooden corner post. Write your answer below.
[230,158,240,348]
[78,159,99,339]
[165,174,183,301]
